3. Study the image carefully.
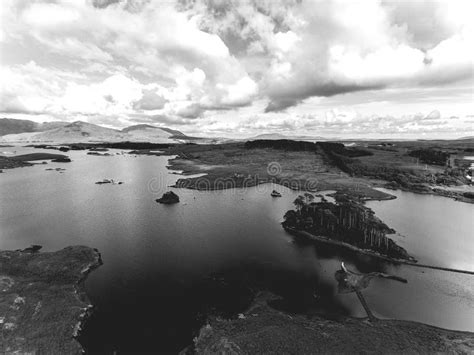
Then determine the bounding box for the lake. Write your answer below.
[1,147,473,353]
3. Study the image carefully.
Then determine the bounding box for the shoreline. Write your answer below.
[72,248,103,342]
[382,183,474,204]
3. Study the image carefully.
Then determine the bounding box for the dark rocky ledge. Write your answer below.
[186,292,474,354]
[156,191,180,204]
[0,245,102,354]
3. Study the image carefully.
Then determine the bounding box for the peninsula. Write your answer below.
[189,292,474,354]
[0,246,102,354]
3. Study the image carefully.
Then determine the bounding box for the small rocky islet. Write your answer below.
[95,178,123,185]
[155,191,180,204]
[271,190,282,197]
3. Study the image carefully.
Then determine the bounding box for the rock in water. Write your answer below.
[156,191,180,204]
[271,190,282,197]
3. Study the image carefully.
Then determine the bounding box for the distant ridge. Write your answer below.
[251,133,288,140]
[0,119,190,144]
[0,118,68,136]
[249,132,330,141]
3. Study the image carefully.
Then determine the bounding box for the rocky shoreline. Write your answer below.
[0,246,102,354]
[187,292,474,354]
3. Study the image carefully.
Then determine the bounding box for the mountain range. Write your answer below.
[0,118,68,136]
[0,119,192,144]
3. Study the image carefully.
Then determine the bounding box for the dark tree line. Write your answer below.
[408,149,450,166]
[245,140,372,157]
[282,195,412,260]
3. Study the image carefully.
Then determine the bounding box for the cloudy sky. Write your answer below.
[0,0,472,138]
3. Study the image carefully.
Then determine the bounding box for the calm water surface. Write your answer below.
[1,147,473,353]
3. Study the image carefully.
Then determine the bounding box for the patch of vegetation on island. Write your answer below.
[0,246,102,354]
[245,139,373,158]
[282,193,414,261]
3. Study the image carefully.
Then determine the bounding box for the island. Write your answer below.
[0,153,72,171]
[95,178,123,185]
[0,245,102,354]
[10,153,71,162]
[156,191,180,204]
[51,157,72,162]
[0,156,32,170]
[282,193,414,261]
[271,190,282,197]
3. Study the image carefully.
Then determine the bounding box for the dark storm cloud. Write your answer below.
[265,82,384,112]
[92,0,120,9]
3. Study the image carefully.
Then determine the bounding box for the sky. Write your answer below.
[0,0,473,139]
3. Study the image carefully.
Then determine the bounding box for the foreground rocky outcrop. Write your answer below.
[0,245,102,354]
[187,292,474,354]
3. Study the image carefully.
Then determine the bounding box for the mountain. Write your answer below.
[0,118,68,136]
[0,120,191,144]
[121,124,186,143]
[0,118,37,135]
[0,121,126,143]
[122,124,185,137]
